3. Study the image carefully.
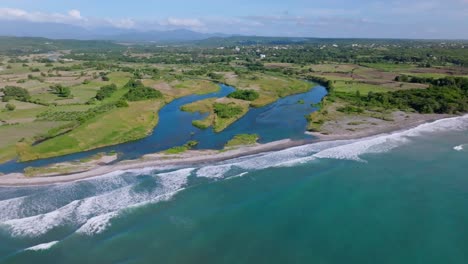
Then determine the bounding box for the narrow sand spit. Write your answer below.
[0,114,459,186]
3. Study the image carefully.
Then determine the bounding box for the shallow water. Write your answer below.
[0,115,467,263]
[0,84,327,174]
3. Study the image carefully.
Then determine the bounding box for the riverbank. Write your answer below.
[307,112,454,141]
[0,113,455,187]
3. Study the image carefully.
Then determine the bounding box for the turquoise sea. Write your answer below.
[0,114,467,263]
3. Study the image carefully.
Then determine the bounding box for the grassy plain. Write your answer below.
[181,98,250,132]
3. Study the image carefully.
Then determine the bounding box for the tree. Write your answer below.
[227,89,260,101]
[95,84,117,100]
[116,99,129,107]
[5,103,15,111]
[50,84,71,97]
[208,72,223,80]
[123,79,163,101]
[1,86,31,102]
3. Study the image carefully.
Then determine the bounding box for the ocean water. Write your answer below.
[0,115,467,263]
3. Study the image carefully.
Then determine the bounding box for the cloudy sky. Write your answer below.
[0,0,468,38]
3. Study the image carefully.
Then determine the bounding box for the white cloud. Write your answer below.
[108,18,136,29]
[0,7,85,23]
[165,17,203,27]
[68,9,82,20]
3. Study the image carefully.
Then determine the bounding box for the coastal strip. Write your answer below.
[0,114,460,187]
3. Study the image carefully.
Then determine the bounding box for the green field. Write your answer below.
[18,100,163,161]
[225,72,311,107]
[1,37,467,163]
[181,98,250,132]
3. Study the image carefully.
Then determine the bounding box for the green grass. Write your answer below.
[24,165,74,177]
[225,134,259,148]
[18,100,163,161]
[142,78,219,99]
[164,140,199,154]
[225,72,311,107]
[360,63,416,72]
[333,81,391,94]
[309,64,358,73]
[0,101,47,123]
[181,98,250,132]
[0,121,67,162]
[400,72,468,79]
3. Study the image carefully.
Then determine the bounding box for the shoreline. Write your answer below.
[0,113,458,187]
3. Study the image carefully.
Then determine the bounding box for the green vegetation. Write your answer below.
[181,98,250,132]
[18,100,163,161]
[213,103,244,118]
[95,84,117,100]
[50,84,71,98]
[164,140,199,154]
[23,152,116,177]
[123,79,163,101]
[225,72,311,107]
[1,36,468,163]
[227,89,260,101]
[5,103,16,111]
[1,86,31,102]
[225,134,259,148]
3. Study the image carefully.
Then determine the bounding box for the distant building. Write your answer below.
[235,46,240,52]
[260,54,266,59]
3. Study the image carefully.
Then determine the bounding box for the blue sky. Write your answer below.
[1,0,468,38]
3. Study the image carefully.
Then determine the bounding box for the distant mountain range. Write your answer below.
[0,20,229,42]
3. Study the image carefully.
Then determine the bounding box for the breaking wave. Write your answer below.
[454,144,466,151]
[24,241,59,251]
[0,114,467,240]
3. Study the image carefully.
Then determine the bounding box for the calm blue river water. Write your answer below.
[0,84,327,174]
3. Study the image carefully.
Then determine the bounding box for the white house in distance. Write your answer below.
[260,54,266,59]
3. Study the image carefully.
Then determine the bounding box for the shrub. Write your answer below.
[227,89,260,101]
[208,72,223,80]
[1,86,31,102]
[116,99,129,108]
[50,84,71,98]
[95,84,117,100]
[5,103,16,111]
[123,79,163,101]
[214,103,243,118]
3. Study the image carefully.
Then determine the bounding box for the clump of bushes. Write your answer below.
[227,89,259,101]
[50,84,71,98]
[5,103,16,111]
[123,79,163,101]
[95,84,117,100]
[164,140,199,154]
[1,86,31,102]
[214,103,243,118]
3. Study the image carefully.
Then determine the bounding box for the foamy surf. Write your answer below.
[0,167,195,238]
[454,145,466,151]
[1,114,467,240]
[314,114,468,162]
[24,241,59,251]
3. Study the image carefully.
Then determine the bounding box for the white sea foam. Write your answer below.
[24,241,59,251]
[195,140,353,179]
[0,196,28,221]
[197,115,468,177]
[76,212,118,235]
[0,167,195,237]
[454,145,465,151]
[2,115,467,239]
[315,114,468,161]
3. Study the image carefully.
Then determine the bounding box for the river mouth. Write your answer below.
[0,84,327,173]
